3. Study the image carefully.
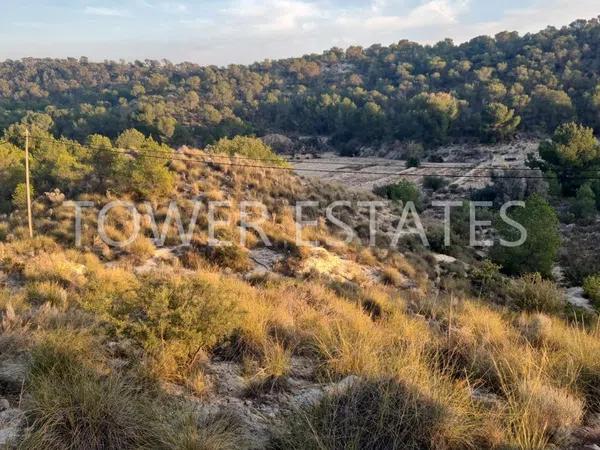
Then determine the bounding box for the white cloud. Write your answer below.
[222,0,322,33]
[84,6,130,17]
[436,0,599,44]
[334,0,469,34]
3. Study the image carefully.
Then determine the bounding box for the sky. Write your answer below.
[0,0,599,66]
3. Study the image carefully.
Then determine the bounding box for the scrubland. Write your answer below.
[0,149,599,450]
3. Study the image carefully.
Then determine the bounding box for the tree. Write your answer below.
[491,194,560,277]
[408,92,459,146]
[12,183,33,210]
[86,134,127,190]
[0,143,25,212]
[124,139,176,200]
[210,136,288,166]
[116,129,146,150]
[536,122,600,194]
[480,102,520,142]
[571,183,597,220]
[526,86,575,131]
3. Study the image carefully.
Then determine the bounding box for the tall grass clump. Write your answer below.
[271,377,487,450]
[508,273,565,313]
[21,336,169,450]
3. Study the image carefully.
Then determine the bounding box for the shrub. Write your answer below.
[422,175,448,191]
[491,194,560,277]
[12,182,33,210]
[108,274,242,380]
[202,244,252,272]
[508,273,565,313]
[380,267,404,287]
[125,235,156,262]
[271,378,484,450]
[583,274,600,307]
[210,136,288,167]
[374,180,421,208]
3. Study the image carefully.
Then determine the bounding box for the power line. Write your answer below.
[27,134,600,181]
[25,133,555,171]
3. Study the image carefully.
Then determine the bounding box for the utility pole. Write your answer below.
[24,128,33,238]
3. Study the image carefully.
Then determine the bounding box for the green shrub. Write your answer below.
[422,176,449,191]
[105,274,242,376]
[508,273,565,313]
[210,136,288,167]
[491,194,560,277]
[12,182,33,210]
[583,274,600,307]
[374,180,421,208]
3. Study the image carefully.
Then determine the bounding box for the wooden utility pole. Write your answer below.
[24,128,33,238]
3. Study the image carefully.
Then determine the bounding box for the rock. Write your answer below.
[0,361,27,394]
[0,399,9,411]
[44,188,65,205]
[0,408,24,446]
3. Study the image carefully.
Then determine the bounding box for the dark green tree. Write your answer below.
[480,102,520,142]
[491,194,560,277]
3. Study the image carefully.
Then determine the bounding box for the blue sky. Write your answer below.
[0,0,598,65]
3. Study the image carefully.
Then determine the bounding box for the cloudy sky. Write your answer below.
[0,0,598,65]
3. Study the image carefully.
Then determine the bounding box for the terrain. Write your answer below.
[1,13,600,450]
[0,132,598,449]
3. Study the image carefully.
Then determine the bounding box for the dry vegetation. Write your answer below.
[0,148,599,449]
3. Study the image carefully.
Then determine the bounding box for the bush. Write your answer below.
[12,182,33,210]
[583,274,600,307]
[374,180,421,208]
[491,194,560,277]
[508,273,565,313]
[105,274,242,379]
[202,244,252,272]
[210,136,288,167]
[271,378,484,450]
[422,176,448,191]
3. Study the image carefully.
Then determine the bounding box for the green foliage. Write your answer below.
[408,92,459,146]
[422,175,449,191]
[210,136,288,167]
[481,102,521,142]
[3,20,600,147]
[99,274,242,367]
[491,194,560,277]
[571,183,597,220]
[508,273,565,313]
[374,180,421,207]
[12,182,32,210]
[0,143,25,212]
[115,129,146,150]
[583,274,600,307]
[537,122,600,194]
[526,86,575,131]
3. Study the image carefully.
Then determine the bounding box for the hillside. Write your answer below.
[1,17,600,151]
[0,132,599,449]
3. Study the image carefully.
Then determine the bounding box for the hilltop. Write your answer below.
[1,17,600,152]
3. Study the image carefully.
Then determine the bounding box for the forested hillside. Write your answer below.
[2,17,600,149]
